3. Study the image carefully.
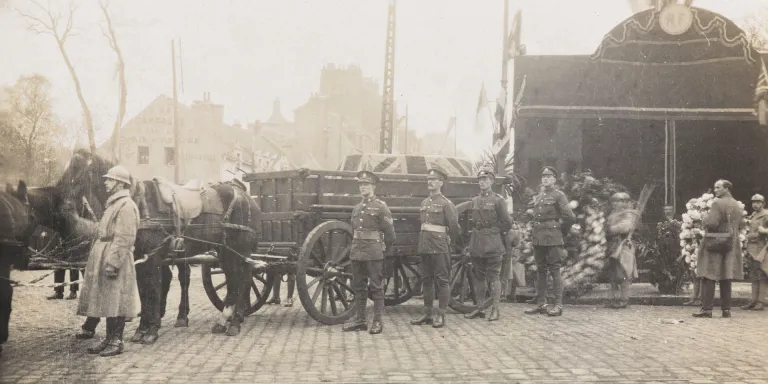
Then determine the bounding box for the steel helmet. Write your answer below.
[103,165,132,185]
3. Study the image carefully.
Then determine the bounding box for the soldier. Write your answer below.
[342,171,396,334]
[410,168,461,328]
[742,194,768,311]
[463,165,514,321]
[604,192,640,309]
[524,166,576,317]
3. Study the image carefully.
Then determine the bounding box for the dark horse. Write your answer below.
[1,182,38,356]
[52,151,261,338]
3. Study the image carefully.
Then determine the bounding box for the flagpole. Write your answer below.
[496,0,510,175]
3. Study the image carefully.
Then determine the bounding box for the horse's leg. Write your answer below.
[131,251,151,342]
[0,262,12,349]
[212,248,239,336]
[174,263,191,327]
[228,256,252,336]
[140,248,166,344]
[160,264,172,319]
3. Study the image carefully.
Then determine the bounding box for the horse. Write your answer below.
[1,182,38,356]
[53,152,261,337]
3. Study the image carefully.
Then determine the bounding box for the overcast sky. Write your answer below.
[0,0,764,158]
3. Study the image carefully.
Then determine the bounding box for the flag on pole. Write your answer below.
[494,89,507,136]
[506,10,522,61]
[757,58,768,125]
[475,83,493,134]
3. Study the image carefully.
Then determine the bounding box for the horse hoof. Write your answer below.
[211,324,227,334]
[225,324,240,337]
[174,318,189,328]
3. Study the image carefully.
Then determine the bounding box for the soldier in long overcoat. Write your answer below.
[742,194,768,311]
[76,165,141,356]
[693,179,744,318]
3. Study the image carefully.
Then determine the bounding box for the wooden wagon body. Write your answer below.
[245,168,507,324]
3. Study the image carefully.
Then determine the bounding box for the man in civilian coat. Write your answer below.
[693,179,744,319]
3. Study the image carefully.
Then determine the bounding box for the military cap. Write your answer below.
[356,170,379,184]
[610,192,631,202]
[541,166,558,178]
[476,165,495,180]
[752,194,765,202]
[427,168,448,181]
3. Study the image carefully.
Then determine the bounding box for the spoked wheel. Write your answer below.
[296,220,357,325]
[447,255,491,313]
[379,256,422,306]
[201,264,274,316]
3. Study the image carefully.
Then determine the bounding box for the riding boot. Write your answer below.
[100,317,125,357]
[524,304,547,315]
[432,308,445,329]
[741,282,758,310]
[342,298,368,332]
[87,319,111,354]
[464,307,486,319]
[487,306,500,322]
[410,307,434,325]
[369,299,384,334]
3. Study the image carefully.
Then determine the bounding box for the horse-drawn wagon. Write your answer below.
[242,153,509,324]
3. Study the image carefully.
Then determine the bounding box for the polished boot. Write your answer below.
[369,320,383,334]
[547,304,563,317]
[463,308,486,319]
[130,329,147,343]
[99,340,124,357]
[283,298,294,307]
[740,301,756,310]
[87,338,110,354]
[225,322,241,336]
[524,304,547,315]
[487,306,500,322]
[342,320,367,332]
[267,297,281,305]
[410,309,434,325]
[47,292,64,300]
[140,329,159,344]
[432,311,445,329]
[66,291,78,300]
[721,310,732,318]
[692,309,712,318]
[751,302,765,311]
[75,329,96,340]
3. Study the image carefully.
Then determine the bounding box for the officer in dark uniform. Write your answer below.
[464,165,514,321]
[410,168,461,328]
[342,170,396,334]
[524,166,576,317]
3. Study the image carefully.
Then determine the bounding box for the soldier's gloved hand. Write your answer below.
[105,265,118,279]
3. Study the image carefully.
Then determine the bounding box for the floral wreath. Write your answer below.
[680,191,748,273]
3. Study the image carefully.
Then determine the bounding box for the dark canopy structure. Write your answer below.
[514,7,764,121]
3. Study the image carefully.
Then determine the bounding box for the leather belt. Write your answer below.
[472,227,500,233]
[99,235,114,242]
[353,230,381,240]
[421,224,447,233]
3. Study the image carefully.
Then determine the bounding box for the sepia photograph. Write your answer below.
[1,0,768,382]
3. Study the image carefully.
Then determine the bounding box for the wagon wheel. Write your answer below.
[201,264,275,316]
[448,200,492,313]
[378,256,422,306]
[296,220,357,325]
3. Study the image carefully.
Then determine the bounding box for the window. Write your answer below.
[165,147,175,166]
[138,146,149,165]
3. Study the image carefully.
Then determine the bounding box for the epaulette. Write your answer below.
[376,198,387,206]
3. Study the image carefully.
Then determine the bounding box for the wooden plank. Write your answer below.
[260,179,276,213]
[261,221,272,242]
[260,212,298,221]
[271,220,281,243]
[276,178,291,211]
[281,220,291,242]
[244,169,310,181]
[277,193,316,211]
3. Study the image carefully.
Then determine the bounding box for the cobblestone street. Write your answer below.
[2,268,768,384]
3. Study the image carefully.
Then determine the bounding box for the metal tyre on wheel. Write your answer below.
[201,264,274,316]
[448,200,492,313]
[296,220,357,325]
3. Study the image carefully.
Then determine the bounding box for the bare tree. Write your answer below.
[16,0,96,153]
[5,75,58,183]
[743,18,768,51]
[99,0,127,163]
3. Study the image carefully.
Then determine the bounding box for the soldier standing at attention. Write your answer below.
[410,168,461,328]
[463,165,514,321]
[524,166,575,317]
[742,194,768,311]
[342,171,396,334]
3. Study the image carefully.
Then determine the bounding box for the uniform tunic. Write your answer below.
[77,189,141,318]
[606,209,640,280]
[531,188,575,265]
[418,193,461,309]
[468,190,514,308]
[349,196,395,316]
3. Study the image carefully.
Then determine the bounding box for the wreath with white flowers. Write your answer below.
[680,192,748,273]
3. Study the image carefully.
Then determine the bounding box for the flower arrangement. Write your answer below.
[680,192,749,273]
[645,219,689,294]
